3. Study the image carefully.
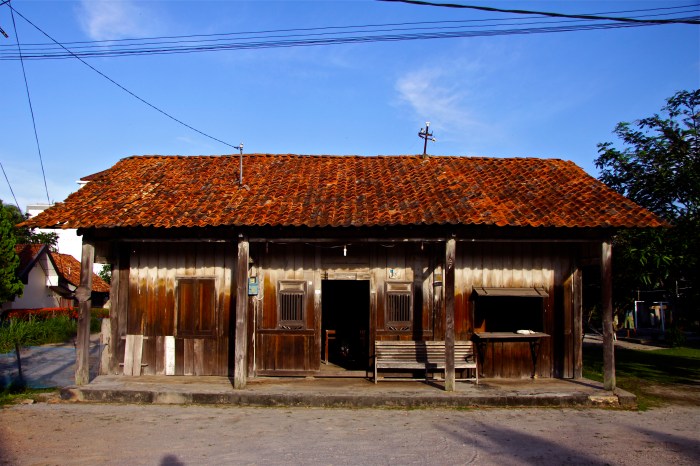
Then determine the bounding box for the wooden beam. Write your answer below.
[573,267,583,379]
[444,237,456,391]
[75,241,94,386]
[601,241,616,391]
[233,236,249,389]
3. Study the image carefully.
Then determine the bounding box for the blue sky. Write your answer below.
[1,0,698,211]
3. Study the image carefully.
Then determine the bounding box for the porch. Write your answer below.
[61,375,636,408]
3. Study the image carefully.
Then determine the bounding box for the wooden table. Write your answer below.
[473,332,550,378]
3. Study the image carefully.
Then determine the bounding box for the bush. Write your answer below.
[0,315,77,354]
[3,307,79,321]
[667,325,687,348]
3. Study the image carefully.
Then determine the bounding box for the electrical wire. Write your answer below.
[2,3,695,50]
[9,1,50,205]
[1,19,692,61]
[379,0,700,24]
[0,161,21,211]
[1,4,697,60]
[6,3,241,151]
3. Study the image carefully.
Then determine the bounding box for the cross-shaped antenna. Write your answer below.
[418,122,436,157]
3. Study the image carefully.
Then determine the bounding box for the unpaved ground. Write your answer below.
[1,403,698,465]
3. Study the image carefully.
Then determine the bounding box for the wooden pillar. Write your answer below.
[75,241,94,386]
[234,236,249,389]
[601,241,616,391]
[573,267,583,379]
[444,237,456,391]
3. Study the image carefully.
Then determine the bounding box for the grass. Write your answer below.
[0,313,105,354]
[583,343,700,409]
[0,384,57,406]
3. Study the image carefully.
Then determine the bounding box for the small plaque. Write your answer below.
[248,277,259,296]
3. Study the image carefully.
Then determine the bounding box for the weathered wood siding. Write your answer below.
[456,242,578,378]
[118,242,234,376]
[252,241,580,378]
[254,243,318,375]
[253,242,440,375]
[109,236,583,380]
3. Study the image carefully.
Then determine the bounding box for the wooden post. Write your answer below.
[75,241,94,386]
[601,241,615,391]
[573,267,583,379]
[445,238,456,391]
[234,236,249,389]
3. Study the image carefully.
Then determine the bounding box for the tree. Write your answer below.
[0,202,24,304]
[2,203,58,248]
[595,89,699,321]
[98,264,112,285]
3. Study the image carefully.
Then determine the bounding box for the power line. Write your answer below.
[0,161,21,211]
[9,0,50,205]
[6,3,242,151]
[2,18,694,61]
[1,3,695,50]
[1,5,697,60]
[379,0,700,25]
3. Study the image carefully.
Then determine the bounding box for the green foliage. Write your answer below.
[595,89,699,316]
[0,199,61,305]
[1,201,58,248]
[0,315,77,354]
[0,318,35,354]
[0,386,56,405]
[584,344,700,409]
[98,263,112,284]
[0,202,23,303]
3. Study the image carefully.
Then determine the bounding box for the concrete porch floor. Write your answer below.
[61,375,636,409]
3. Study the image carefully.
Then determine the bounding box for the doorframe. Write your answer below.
[319,277,372,372]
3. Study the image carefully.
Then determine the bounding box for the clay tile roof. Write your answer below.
[15,244,46,276]
[49,251,111,293]
[14,244,110,292]
[26,154,665,230]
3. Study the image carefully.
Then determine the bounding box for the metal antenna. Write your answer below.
[418,122,436,157]
[237,143,244,185]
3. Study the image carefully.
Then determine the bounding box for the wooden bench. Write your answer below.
[374,340,478,384]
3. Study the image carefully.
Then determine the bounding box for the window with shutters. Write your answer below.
[177,278,216,337]
[278,280,306,330]
[385,281,413,332]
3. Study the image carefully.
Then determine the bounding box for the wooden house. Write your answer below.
[26,154,663,389]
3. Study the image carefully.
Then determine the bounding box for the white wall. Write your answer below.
[26,204,104,275]
[3,254,62,310]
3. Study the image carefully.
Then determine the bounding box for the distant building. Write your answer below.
[1,244,110,312]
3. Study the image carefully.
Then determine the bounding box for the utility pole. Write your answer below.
[418,122,436,158]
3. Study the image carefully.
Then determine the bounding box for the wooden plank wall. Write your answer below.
[124,242,234,376]
[254,242,438,375]
[456,242,577,378]
[255,243,319,375]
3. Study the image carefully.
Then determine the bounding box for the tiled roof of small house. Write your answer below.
[26,154,665,229]
[15,244,46,276]
[14,244,111,292]
[50,251,111,293]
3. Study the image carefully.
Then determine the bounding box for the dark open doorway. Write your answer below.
[321,280,370,371]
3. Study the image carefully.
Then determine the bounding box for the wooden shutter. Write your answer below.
[177,278,216,337]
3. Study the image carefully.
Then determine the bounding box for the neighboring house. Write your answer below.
[26,203,103,275]
[1,244,110,312]
[26,154,664,387]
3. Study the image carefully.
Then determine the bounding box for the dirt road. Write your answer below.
[1,402,698,465]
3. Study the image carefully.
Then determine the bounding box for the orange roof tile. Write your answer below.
[26,154,665,230]
[14,244,110,293]
[50,251,111,293]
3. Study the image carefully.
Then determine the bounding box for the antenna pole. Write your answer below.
[238,143,244,185]
[418,122,436,157]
